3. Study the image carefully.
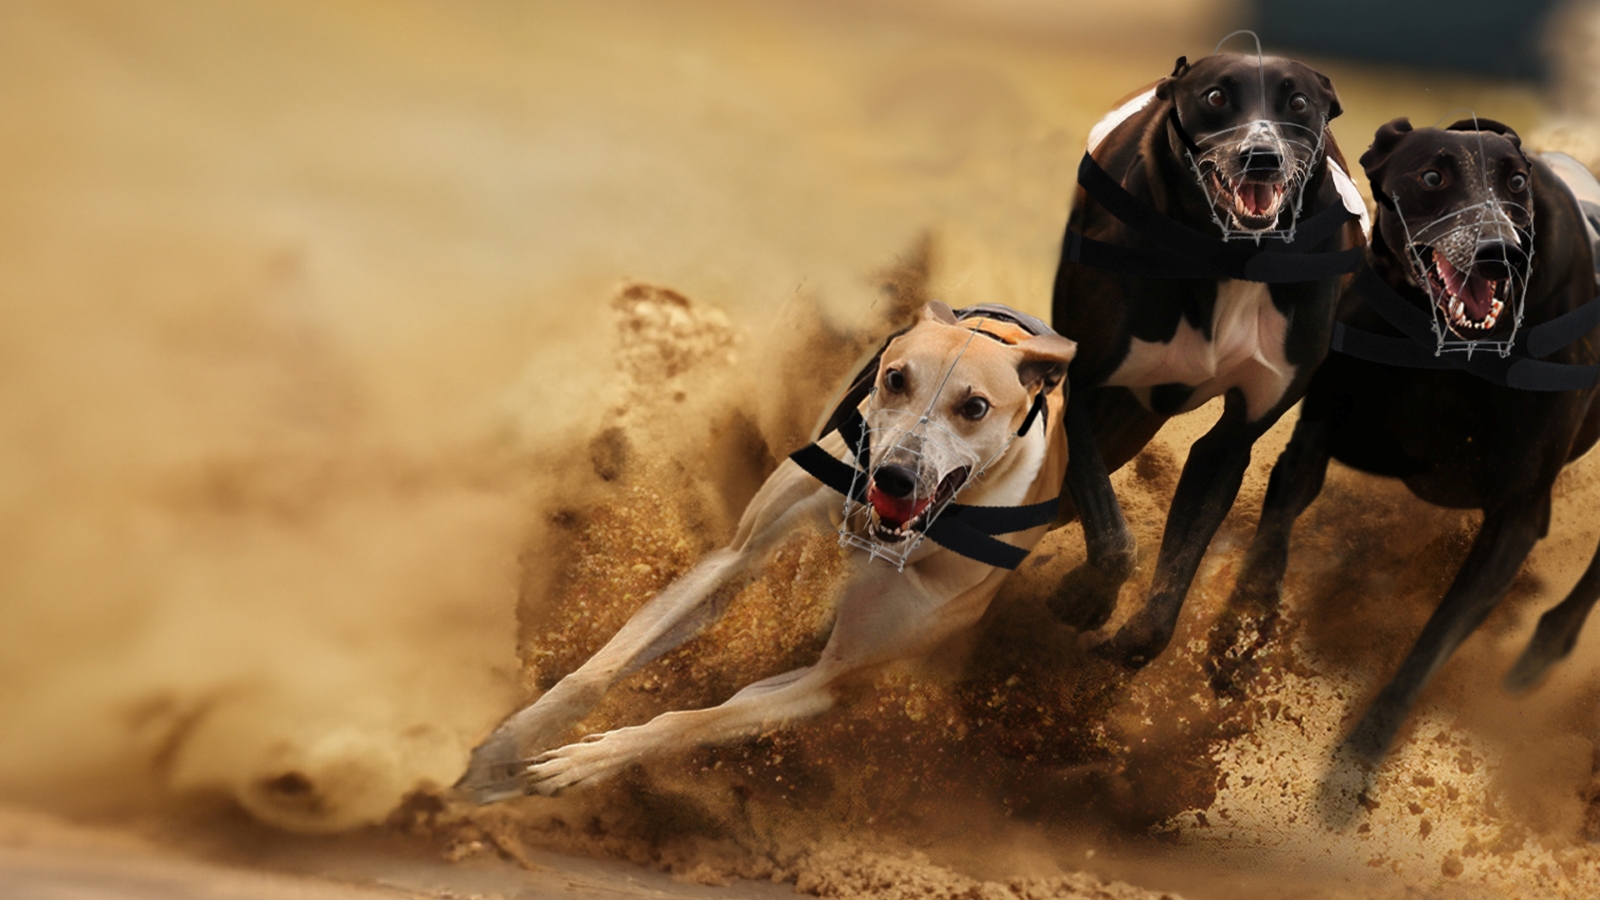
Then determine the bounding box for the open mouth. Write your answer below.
[1420,247,1509,336]
[1209,171,1288,230]
[866,466,969,543]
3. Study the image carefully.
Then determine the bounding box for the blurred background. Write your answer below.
[3,1,1600,898]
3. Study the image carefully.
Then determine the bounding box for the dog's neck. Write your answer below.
[1123,108,1212,228]
[1368,225,1425,307]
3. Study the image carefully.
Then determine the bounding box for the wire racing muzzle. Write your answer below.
[1061,35,1365,284]
[788,305,1059,571]
[838,405,989,569]
[1392,192,1534,355]
[1331,141,1600,392]
[1173,112,1330,245]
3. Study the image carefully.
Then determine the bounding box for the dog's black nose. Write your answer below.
[1473,240,1517,280]
[1239,145,1281,174]
[872,465,918,499]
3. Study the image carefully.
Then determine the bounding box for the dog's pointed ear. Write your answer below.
[1447,117,1522,150]
[920,301,958,325]
[1154,55,1190,101]
[1316,71,1342,120]
[1015,333,1077,389]
[1359,117,1413,197]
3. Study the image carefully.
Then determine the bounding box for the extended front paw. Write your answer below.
[456,730,535,804]
[525,732,632,796]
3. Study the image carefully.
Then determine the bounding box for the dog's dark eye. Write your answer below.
[959,397,989,421]
[1420,170,1443,189]
[1508,172,1528,192]
[1288,93,1308,114]
[884,368,906,393]
[1204,88,1226,108]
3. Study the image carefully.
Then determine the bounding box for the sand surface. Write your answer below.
[4,1,1600,898]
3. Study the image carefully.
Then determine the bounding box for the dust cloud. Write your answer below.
[5,1,1600,898]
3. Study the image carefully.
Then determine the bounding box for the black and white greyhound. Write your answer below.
[1209,117,1600,763]
[1046,52,1368,667]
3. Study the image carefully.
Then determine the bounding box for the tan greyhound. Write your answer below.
[456,301,1077,801]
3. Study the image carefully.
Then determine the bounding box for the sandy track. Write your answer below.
[3,1,1598,898]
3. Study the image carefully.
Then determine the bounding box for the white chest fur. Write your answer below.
[1104,279,1297,421]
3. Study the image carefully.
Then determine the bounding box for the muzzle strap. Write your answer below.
[787,403,1060,570]
[1016,387,1048,438]
[1526,294,1600,360]
[789,434,863,502]
[1167,106,1205,157]
[1064,151,1364,283]
[1330,267,1600,391]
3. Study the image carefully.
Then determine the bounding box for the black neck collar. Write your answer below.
[1330,263,1600,391]
[1063,146,1363,283]
[789,304,1063,570]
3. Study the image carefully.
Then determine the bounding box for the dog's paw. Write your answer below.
[1203,623,1266,702]
[1203,583,1285,700]
[1503,600,1590,694]
[525,731,634,796]
[456,731,535,805]
[1340,708,1401,770]
[1091,609,1172,670]
[1046,563,1125,632]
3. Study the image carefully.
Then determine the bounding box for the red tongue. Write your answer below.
[868,485,931,528]
[1437,255,1496,320]
[1242,182,1275,216]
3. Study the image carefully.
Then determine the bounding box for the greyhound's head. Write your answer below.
[1158,52,1342,235]
[859,303,1076,546]
[1361,117,1534,340]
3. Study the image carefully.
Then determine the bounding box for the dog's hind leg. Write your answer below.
[1207,407,1337,698]
[1047,387,1162,631]
[1504,533,1600,692]
[457,464,831,803]
[1098,389,1270,668]
[1343,499,1547,764]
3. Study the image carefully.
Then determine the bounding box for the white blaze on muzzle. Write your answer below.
[1181,115,1329,244]
[789,306,1062,571]
[1167,32,1336,244]
[839,407,984,568]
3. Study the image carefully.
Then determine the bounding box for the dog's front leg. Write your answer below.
[457,463,832,802]
[1099,389,1268,669]
[524,663,839,795]
[1047,388,1139,630]
[1206,405,1338,698]
[1343,499,1547,764]
[1505,534,1600,691]
[525,558,997,795]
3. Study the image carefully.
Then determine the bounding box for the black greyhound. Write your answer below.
[1209,117,1600,763]
[1047,53,1366,667]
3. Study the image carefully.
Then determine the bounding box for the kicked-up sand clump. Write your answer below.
[403,276,1190,900]
[10,3,1600,898]
[422,272,1600,900]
